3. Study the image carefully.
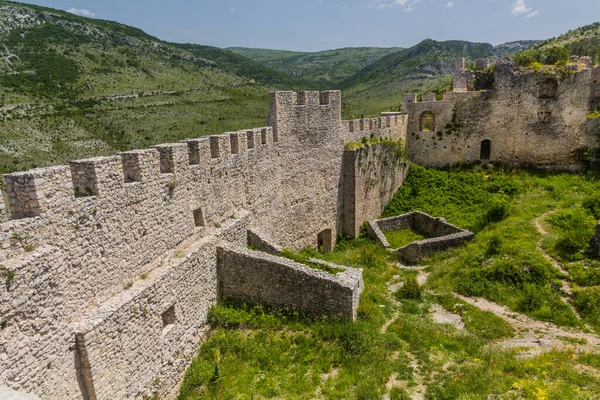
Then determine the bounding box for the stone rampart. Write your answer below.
[217,244,363,321]
[75,213,250,400]
[342,144,408,238]
[342,113,408,143]
[0,90,408,399]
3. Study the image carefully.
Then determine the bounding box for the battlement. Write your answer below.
[2,127,276,221]
[401,92,455,108]
[270,90,341,107]
[342,112,408,144]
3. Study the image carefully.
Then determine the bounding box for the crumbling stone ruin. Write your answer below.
[405,57,600,169]
[367,212,474,264]
[0,91,408,399]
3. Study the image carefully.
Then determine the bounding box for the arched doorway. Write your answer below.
[317,229,333,253]
[480,140,491,160]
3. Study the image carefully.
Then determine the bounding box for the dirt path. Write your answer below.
[532,212,590,325]
[533,212,571,278]
[381,264,431,399]
[455,294,600,353]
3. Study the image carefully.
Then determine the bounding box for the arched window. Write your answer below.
[419,111,435,132]
[539,78,558,99]
[480,140,491,160]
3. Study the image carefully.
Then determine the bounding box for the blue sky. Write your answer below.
[14,0,600,51]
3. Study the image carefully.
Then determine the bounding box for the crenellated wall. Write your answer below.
[0,91,408,399]
[405,59,600,169]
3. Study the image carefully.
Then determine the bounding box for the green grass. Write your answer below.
[383,164,517,232]
[385,228,425,248]
[279,247,345,275]
[179,164,600,398]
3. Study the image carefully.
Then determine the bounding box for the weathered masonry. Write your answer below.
[368,212,474,264]
[404,58,600,169]
[0,91,408,399]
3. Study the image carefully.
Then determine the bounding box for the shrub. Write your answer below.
[484,196,510,224]
[396,275,422,300]
[485,236,504,256]
[542,46,570,65]
[583,194,600,219]
[548,208,596,261]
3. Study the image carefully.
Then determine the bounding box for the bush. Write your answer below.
[518,284,544,312]
[396,275,422,300]
[583,194,600,219]
[548,208,596,261]
[484,196,510,224]
[542,46,570,65]
[485,236,504,256]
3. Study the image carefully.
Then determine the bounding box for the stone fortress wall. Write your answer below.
[0,91,408,399]
[404,57,600,169]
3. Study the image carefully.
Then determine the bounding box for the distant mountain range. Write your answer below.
[0,0,596,174]
[228,47,403,87]
[231,40,539,117]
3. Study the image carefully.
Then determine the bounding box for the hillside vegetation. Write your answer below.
[0,1,303,173]
[179,166,600,399]
[229,47,402,87]
[517,22,600,65]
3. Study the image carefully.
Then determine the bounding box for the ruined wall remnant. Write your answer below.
[368,212,474,264]
[406,58,600,169]
[217,244,363,321]
[0,91,408,399]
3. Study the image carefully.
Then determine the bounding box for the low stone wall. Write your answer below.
[368,212,474,264]
[216,244,363,320]
[399,231,474,264]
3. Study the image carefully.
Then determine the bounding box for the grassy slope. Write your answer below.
[0,1,305,173]
[229,46,403,87]
[179,167,600,400]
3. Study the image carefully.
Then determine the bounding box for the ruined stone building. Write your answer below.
[2,56,600,399]
[404,58,600,169]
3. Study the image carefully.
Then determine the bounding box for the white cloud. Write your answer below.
[511,0,538,17]
[447,2,454,7]
[66,8,95,17]
[230,6,236,12]
[374,0,417,10]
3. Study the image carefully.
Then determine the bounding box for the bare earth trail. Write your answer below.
[382,217,600,400]
[451,212,599,353]
[532,212,591,324]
